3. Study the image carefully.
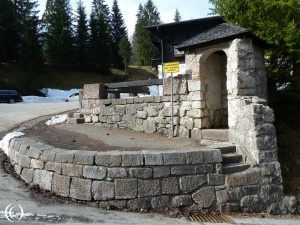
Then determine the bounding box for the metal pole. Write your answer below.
[171,72,174,138]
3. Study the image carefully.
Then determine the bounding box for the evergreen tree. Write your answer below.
[18,0,44,71]
[42,0,74,69]
[0,0,19,62]
[131,32,138,64]
[111,0,127,68]
[0,0,43,69]
[118,35,132,75]
[89,0,112,74]
[135,0,160,66]
[75,0,89,69]
[209,0,300,92]
[174,9,182,22]
[91,0,110,24]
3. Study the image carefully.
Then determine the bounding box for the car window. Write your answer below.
[0,90,17,95]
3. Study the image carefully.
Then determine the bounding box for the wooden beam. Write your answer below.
[106,89,148,94]
[105,79,163,89]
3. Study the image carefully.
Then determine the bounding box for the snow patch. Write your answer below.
[0,132,24,155]
[45,114,68,126]
[23,88,80,103]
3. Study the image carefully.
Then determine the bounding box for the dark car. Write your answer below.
[0,90,23,103]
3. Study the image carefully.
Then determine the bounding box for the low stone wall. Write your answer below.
[80,79,208,138]
[5,137,298,214]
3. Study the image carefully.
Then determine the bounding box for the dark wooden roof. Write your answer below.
[176,23,268,50]
[146,16,225,47]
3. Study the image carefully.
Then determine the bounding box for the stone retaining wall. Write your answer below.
[80,78,207,138]
[5,137,298,214]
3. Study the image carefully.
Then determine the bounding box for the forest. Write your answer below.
[0,0,168,94]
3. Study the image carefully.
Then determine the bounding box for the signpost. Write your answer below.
[163,62,180,138]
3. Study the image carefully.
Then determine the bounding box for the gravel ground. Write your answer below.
[22,120,206,151]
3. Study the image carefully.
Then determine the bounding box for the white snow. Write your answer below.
[45,114,68,126]
[22,86,158,104]
[0,132,24,155]
[23,88,80,103]
[148,85,159,96]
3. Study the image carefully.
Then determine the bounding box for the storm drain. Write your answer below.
[185,212,234,223]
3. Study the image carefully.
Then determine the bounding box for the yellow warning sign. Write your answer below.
[163,62,179,73]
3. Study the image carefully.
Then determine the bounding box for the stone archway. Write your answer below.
[200,50,228,128]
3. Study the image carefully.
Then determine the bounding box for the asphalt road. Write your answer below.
[0,102,78,132]
[0,102,299,225]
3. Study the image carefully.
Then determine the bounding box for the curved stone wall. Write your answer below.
[5,137,298,213]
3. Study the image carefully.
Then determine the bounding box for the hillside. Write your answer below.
[0,63,157,95]
[270,92,300,201]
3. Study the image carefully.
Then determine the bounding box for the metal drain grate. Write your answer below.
[186,212,234,223]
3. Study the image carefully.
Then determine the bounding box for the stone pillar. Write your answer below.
[227,38,257,135]
[83,83,107,99]
[185,51,200,80]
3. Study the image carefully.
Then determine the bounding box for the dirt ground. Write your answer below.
[22,120,206,151]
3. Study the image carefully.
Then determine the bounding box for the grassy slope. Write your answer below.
[0,63,157,94]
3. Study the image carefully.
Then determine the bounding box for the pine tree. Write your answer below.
[18,0,44,71]
[111,0,127,68]
[75,0,89,69]
[43,0,74,69]
[174,9,182,22]
[135,0,160,66]
[0,0,43,69]
[0,0,19,62]
[118,35,132,75]
[89,0,112,74]
[131,31,138,64]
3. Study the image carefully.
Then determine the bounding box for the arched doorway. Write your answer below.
[202,50,228,128]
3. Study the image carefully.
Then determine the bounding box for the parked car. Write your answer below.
[0,90,23,104]
[65,93,79,102]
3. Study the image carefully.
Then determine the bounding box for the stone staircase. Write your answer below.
[200,129,250,174]
[218,145,250,174]
[201,129,229,142]
[67,112,85,124]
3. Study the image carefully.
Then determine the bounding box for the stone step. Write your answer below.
[222,154,243,164]
[201,129,228,142]
[73,113,84,119]
[67,118,85,124]
[222,163,250,174]
[218,145,236,154]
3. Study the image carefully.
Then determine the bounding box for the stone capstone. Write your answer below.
[83,83,106,99]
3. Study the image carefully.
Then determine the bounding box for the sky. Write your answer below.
[37,0,214,37]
